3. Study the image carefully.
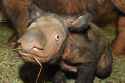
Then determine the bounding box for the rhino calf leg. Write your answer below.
[75,62,96,83]
[52,71,66,83]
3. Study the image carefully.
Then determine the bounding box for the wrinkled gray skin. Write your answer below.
[18,15,68,63]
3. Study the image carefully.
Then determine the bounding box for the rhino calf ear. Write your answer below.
[67,13,92,33]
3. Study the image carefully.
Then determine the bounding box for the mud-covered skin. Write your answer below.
[52,24,112,83]
[18,15,68,63]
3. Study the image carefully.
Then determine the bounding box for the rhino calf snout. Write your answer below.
[18,28,46,52]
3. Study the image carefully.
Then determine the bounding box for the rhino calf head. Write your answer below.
[18,15,68,63]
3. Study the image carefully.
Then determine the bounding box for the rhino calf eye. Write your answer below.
[55,35,60,41]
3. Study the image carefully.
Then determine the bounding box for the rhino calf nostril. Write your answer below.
[17,41,22,46]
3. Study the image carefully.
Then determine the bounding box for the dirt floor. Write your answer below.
[0,23,125,83]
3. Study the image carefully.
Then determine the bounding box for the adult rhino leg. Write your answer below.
[1,0,29,48]
[112,16,125,55]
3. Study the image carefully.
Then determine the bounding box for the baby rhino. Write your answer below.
[18,15,112,83]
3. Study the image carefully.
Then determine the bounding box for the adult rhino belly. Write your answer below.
[32,0,87,15]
